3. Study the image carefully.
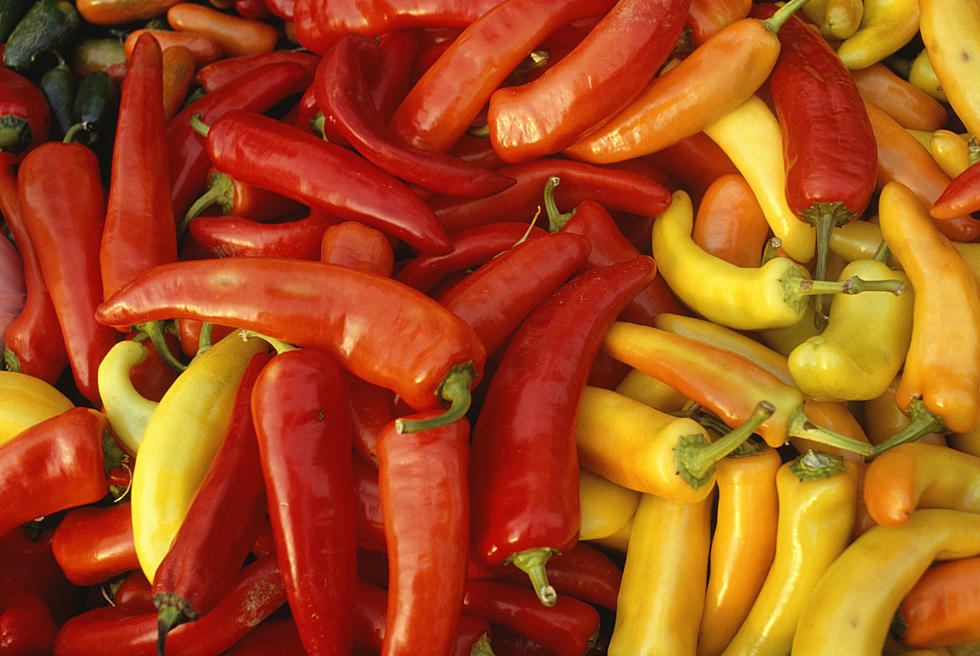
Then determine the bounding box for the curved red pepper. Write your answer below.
[18,142,119,405]
[0,408,110,539]
[0,66,50,160]
[437,231,591,356]
[194,51,320,93]
[687,0,752,44]
[51,553,286,656]
[51,502,139,587]
[95,257,486,415]
[370,29,424,121]
[394,222,548,293]
[387,0,617,153]
[320,221,395,277]
[488,0,690,163]
[101,33,179,304]
[188,212,337,260]
[430,157,672,235]
[468,256,657,603]
[0,159,68,382]
[376,413,470,655]
[463,579,600,656]
[250,348,357,656]
[167,61,310,220]
[314,33,516,199]
[292,0,505,54]
[153,352,271,652]
[496,542,621,611]
[182,168,308,230]
[225,618,308,655]
[932,161,980,220]
[113,571,156,613]
[199,109,453,254]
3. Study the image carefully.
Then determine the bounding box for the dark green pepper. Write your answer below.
[2,0,81,71]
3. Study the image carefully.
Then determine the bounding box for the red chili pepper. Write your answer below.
[495,542,621,611]
[225,618,308,655]
[126,330,182,402]
[153,352,272,652]
[0,408,110,539]
[352,452,386,552]
[755,3,877,320]
[376,413,470,655]
[489,624,554,656]
[487,0,690,163]
[314,33,516,199]
[645,131,740,202]
[430,157,673,235]
[196,110,453,254]
[51,502,139,587]
[262,0,293,18]
[320,221,396,277]
[0,591,59,655]
[95,257,487,417]
[51,553,286,656]
[188,212,337,260]
[437,231,591,356]
[234,0,273,19]
[194,51,320,93]
[167,61,310,221]
[468,256,657,603]
[100,33,179,306]
[462,579,600,656]
[387,0,617,154]
[687,0,752,44]
[0,66,50,160]
[394,222,547,293]
[18,142,119,405]
[114,571,156,613]
[182,167,309,231]
[250,347,358,656]
[932,161,980,220]
[0,159,69,382]
[292,0,506,54]
[691,172,771,268]
[370,29,424,121]
[448,134,506,170]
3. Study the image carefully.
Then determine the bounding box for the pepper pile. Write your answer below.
[2,0,980,654]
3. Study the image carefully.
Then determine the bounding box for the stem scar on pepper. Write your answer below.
[395,362,477,434]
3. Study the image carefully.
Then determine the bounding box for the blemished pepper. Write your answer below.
[650,189,902,331]
[720,451,859,656]
[918,0,980,139]
[786,257,914,402]
[878,181,980,435]
[792,509,980,656]
[608,490,713,655]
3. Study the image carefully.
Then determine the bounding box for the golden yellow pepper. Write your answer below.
[0,370,74,446]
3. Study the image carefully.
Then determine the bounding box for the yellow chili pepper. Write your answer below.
[589,514,633,554]
[792,509,980,656]
[131,331,267,583]
[787,258,913,402]
[97,340,160,457]
[608,491,713,656]
[650,190,901,331]
[862,375,950,451]
[0,370,74,446]
[576,385,773,502]
[698,440,781,656]
[919,0,980,138]
[720,450,859,656]
[614,367,688,413]
[878,181,980,435]
[908,49,948,104]
[702,95,815,263]
[835,0,920,70]
[578,468,640,542]
[821,0,864,39]
[757,301,823,357]
[949,424,980,458]
[929,130,972,179]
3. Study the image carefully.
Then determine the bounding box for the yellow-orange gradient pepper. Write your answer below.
[0,370,74,446]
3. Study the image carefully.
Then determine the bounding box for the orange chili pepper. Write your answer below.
[124,29,224,69]
[865,100,980,243]
[878,181,980,436]
[167,3,280,58]
[161,45,196,121]
[863,442,980,526]
[76,0,183,25]
[698,440,780,656]
[686,0,753,45]
[895,555,980,648]
[928,130,972,180]
[862,375,949,448]
[691,172,770,268]
[319,221,395,278]
[850,63,948,132]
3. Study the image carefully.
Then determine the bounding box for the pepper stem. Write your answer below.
[189,113,210,137]
[873,239,891,263]
[799,201,856,329]
[179,171,234,237]
[138,321,186,373]
[784,267,904,302]
[197,322,215,356]
[508,548,558,607]
[0,115,30,150]
[871,398,948,456]
[155,593,198,656]
[787,407,875,457]
[788,449,846,481]
[762,0,813,33]
[542,175,575,232]
[3,347,20,372]
[674,401,776,489]
[237,329,295,354]
[395,363,476,433]
[761,237,782,265]
[469,633,495,656]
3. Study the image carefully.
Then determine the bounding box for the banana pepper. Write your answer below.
[578,468,640,542]
[0,370,74,446]
[835,0,920,70]
[97,340,160,457]
[651,190,901,331]
[918,0,980,138]
[720,451,859,656]
[131,331,267,583]
[792,509,980,656]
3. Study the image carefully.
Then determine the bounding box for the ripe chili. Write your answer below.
[932,160,980,220]
[188,212,338,260]
[469,256,656,604]
[51,502,139,587]
[0,66,51,159]
[895,555,980,648]
[319,221,395,277]
[167,2,279,58]
[691,173,770,268]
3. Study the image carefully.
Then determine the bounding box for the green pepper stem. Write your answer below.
[197,322,214,356]
[799,201,857,329]
[967,136,979,166]
[873,239,891,263]
[469,633,495,656]
[872,398,948,456]
[139,320,186,373]
[0,114,30,150]
[761,236,782,265]
[508,548,558,607]
[542,175,575,232]
[237,329,295,354]
[762,0,812,33]
[62,121,91,144]
[787,407,875,457]
[3,347,20,373]
[155,593,198,656]
[179,172,233,237]
[189,113,210,138]
[792,273,904,298]
[310,111,326,139]
[675,401,776,489]
[788,449,846,481]
[395,364,476,434]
